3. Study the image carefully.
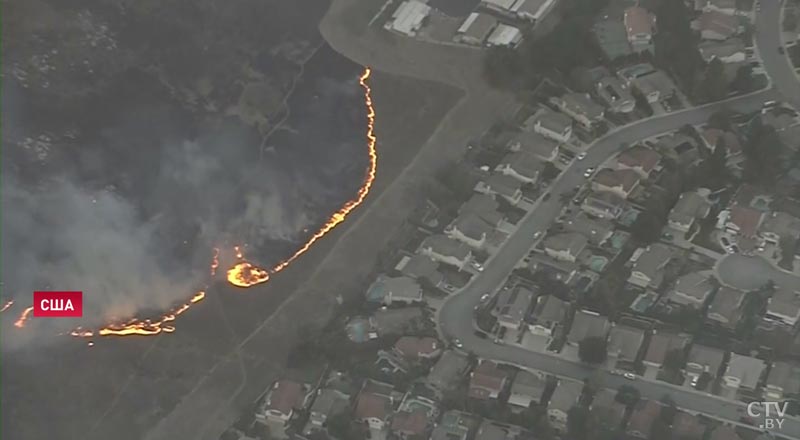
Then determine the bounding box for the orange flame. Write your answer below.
[69,291,206,338]
[14,306,33,328]
[54,67,375,339]
[0,300,14,312]
[225,67,378,287]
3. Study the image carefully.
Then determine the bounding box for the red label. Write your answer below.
[33,291,83,317]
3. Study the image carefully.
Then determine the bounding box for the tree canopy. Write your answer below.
[579,336,608,364]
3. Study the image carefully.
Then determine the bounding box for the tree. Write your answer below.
[326,412,364,440]
[567,405,591,440]
[696,58,728,103]
[731,65,756,93]
[578,336,608,364]
[653,0,704,95]
[662,348,686,372]
[615,384,640,406]
[483,46,527,89]
[708,110,733,130]
[631,210,664,244]
[658,395,678,425]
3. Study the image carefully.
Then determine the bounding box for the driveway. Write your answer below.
[716,253,800,291]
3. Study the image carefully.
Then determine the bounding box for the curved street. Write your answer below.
[439,4,800,439]
[717,254,800,291]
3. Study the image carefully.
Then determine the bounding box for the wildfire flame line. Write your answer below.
[227,67,377,286]
[16,67,376,339]
[14,306,33,328]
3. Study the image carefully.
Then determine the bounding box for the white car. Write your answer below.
[453,339,463,349]
[583,167,595,178]
[533,231,542,240]
[480,293,490,302]
[577,152,587,161]
[623,372,636,380]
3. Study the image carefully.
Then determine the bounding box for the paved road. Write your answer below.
[437,10,800,435]
[756,0,800,108]
[717,254,800,291]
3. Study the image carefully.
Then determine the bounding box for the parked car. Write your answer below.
[623,372,636,380]
[577,152,587,161]
[583,167,595,178]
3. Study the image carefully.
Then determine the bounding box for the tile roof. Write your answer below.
[730,205,764,237]
[394,336,440,359]
[469,361,508,399]
[624,6,656,38]
[355,391,393,421]
[644,331,690,365]
[617,145,661,172]
[266,380,305,415]
[593,168,640,192]
[694,10,739,38]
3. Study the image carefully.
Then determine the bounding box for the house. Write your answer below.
[305,388,350,433]
[607,324,646,367]
[698,0,739,15]
[459,193,504,227]
[481,0,517,13]
[455,12,498,46]
[633,70,678,103]
[591,168,640,199]
[385,0,431,37]
[479,173,523,205]
[394,336,441,360]
[493,286,536,330]
[762,287,800,330]
[597,75,635,113]
[684,344,725,386]
[528,294,568,336]
[510,129,561,162]
[692,10,740,40]
[706,286,747,330]
[589,390,626,432]
[420,235,473,270]
[668,191,712,233]
[723,353,766,399]
[657,132,700,165]
[391,409,431,439]
[366,275,423,305]
[566,309,611,345]
[495,151,544,183]
[543,232,588,262]
[552,93,605,129]
[581,190,626,219]
[666,272,716,309]
[529,254,579,283]
[764,361,800,400]
[700,128,744,160]
[628,244,675,289]
[397,254,446,290]
[594,18,634,60]
[624,5,656,52]
[513,0,554,21]
[354,380,397,431]
[531,108,573,143]
[626,400,663,439]
[760,211,800,246]
[256,380,309,425]
[430,411,474,440]
[427,350,470,391]
[475,420,522,440]
[547,379,584,429]
[508,369,548,408]
[486,24,523,48]
[699,38,746,63]
[671,412,706,440]
[616,145,661,178]
[562,212,614,245]
[725,205,763,238]
[643,330,691,377]
[446,213,493,249]
[469,361,509,400]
